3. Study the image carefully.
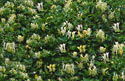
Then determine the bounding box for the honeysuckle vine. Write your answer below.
[0,0,124,81]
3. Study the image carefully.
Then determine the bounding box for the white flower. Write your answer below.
[121,72,125,80]
[17,35,24,42]
[76,24,83,31]
[72,52,77,57]
[61,27,66,36]
[102,52,109,63]
[66,30,71,38]
[4,42,16,53]
[62,63,75,74]
[37,2,43,11]
[112,42,124,55]
[96,0,107,12]
[67,22,73,30]
[112,73,118,81]
[88,64,97,76]
[35,52,41,58]
[100,46,106,53]
[31,23,38,30]
[86,28,91,36]
[112,23,120,32]
[59,44,66,53]
[96,29,105,42]
[108,11,114,20]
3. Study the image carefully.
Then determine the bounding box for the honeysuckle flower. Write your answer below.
[71,31,76,39]
[112,42,124,55]
[8,14,16,24]
[82,30,87,37]
[112,23,120,32]
[33,15,40,19]
[0,66,6,72]
[66,30,71,38]
[19,72,29,79]
[108,11,114,20]
[77,62,83,70]
[67,22,73,30]
[61,27,66,36]
[37,2,43,11]
[17,35,24,42]
[63,0,72,12]
[77,13,83,18]
[76,24,83,31]
[96,29,105,42]
[62,63,75,74]
[35,52,41,58]
[121,72,125,80]
[0,27,3,32]
[1,18,6,23]
[27,7,36,14]
[58,77,63,81]
[5,1,14,8]
[86,28,91,36]
[44,35,50,43]
[26,39,32,45]
[72,51,77,57]
[31,33,40,41]
[47,64,56,72]
[51,5,57,10]
[41,23,47,32]
[59,44,66,53]
[102,68,108,76]
[5,58,10,64]
[4,42,16,53]
[17,4,25,10]
[0,7,5,15]
[112,72,118,81]
[31,23,38,30]
[24,0,34,7]
[26,79,30,81]
[100,46,106,53]
[77,45,86,53]
[102,52,109,63]
[80,54,89,62]
[88,65,97,77]
[36,76,43,81]
[78,31,83,38]
[96,0,107,12]
[9,68,17,75]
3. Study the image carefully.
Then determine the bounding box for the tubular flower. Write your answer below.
[59,44,66,53]
[96,0,107,12]
[80,54,89,62]
[96,29,105,42]
[77,45,86,53]
[62,63,75,75]
[112,23,120,32]
[102,52,109,63]
[47,64,56,72]
[4,42,16,53]
[112,42,124,55]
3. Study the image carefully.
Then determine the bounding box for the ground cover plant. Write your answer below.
[0,0,125,81]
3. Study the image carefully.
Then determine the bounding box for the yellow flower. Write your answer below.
[119,47,123,55]
[102,68,108,76]
[78,31,83,38]
[77,45,86,53]
[35,74,38,79]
